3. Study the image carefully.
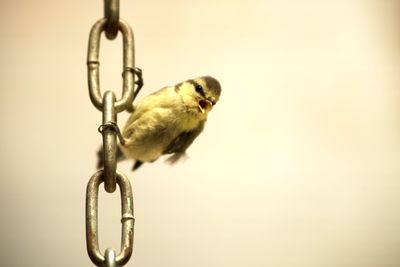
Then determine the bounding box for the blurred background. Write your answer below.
[0,0,399,266]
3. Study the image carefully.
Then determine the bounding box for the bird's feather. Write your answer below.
[163,120,205,163]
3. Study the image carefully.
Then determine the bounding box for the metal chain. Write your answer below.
[104,0,119,40]
[85,1,141,266]
[87,17,138,113]
[86,171,134,266]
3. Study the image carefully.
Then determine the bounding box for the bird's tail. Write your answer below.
[132,160,143,170]
[165,152,187,164]
[96,145,125,169]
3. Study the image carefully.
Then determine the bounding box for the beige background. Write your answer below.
[1,0,400,266]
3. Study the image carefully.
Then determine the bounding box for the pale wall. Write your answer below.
[0,0,399,266]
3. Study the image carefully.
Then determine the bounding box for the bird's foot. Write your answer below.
[98,122,126,146]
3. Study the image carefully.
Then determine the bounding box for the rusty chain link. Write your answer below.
[86,1,141,266]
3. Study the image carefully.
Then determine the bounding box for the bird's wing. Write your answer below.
[163,120,206,163]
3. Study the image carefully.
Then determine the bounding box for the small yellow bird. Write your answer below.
[98,76,221,170]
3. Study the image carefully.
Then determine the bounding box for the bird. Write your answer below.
[97,75,221,170]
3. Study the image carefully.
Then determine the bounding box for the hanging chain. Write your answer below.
[87,17,136,113]
[86,171,134,266]
[86,1,142,266]
[104,0,119,40]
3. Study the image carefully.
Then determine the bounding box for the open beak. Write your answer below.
[198,99,213,114]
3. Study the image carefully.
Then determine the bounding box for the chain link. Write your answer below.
[87,18,140,113]
[105,248,117,267]
[104,0,119,40]
[86,2,139,266]
[86,171,134,266]
[101,91,118,193]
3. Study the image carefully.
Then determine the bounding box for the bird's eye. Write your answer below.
[195,84,204,94]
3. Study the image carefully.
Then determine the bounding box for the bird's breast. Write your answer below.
[180,114,203,131]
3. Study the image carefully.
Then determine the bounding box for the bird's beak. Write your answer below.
[198,99,212,114]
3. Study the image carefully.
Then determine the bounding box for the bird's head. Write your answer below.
[177,76,221,114]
